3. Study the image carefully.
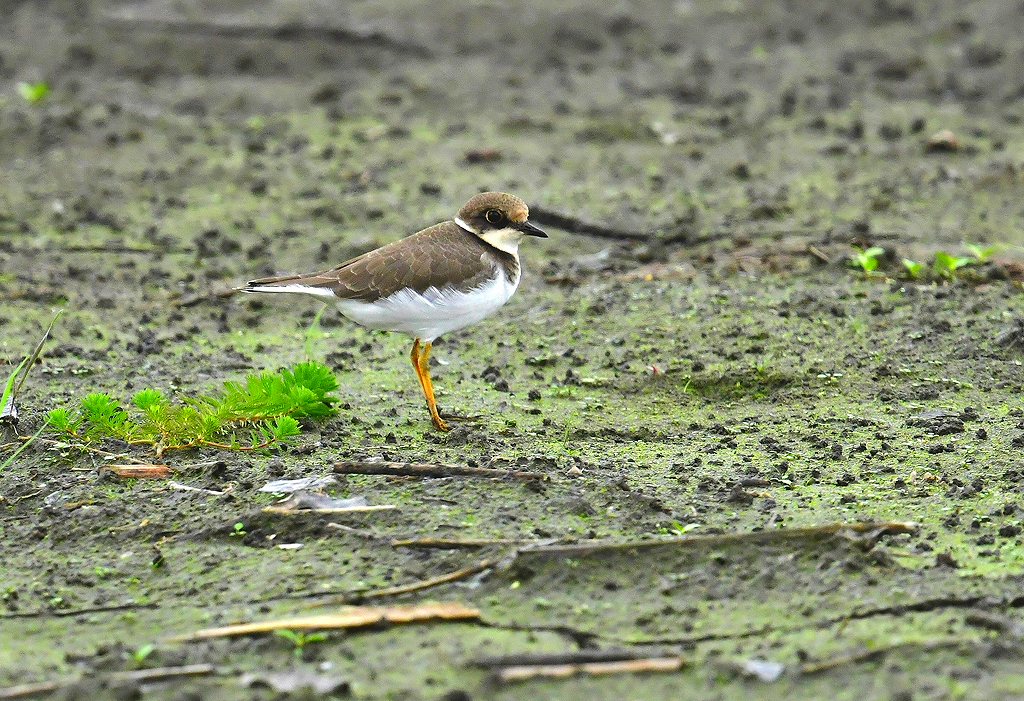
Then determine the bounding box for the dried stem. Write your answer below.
[517,521,918,558]
[333,460,546,481]
[314,559,498,606]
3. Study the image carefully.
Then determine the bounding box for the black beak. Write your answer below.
[517,220,548,238]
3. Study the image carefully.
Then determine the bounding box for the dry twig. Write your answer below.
[107,464,172,479]
[493,656,687,684]
[391,537,540,549]
[263,504,396,515]
[334,460,546,481]
[518,521,918,558]
[798,637,973,675]
[170,602,479,641]
[473,648,676,669]
[317,559,498,606]
[0,664,216,700]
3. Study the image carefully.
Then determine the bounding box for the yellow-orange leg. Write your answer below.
[410,339,449,432]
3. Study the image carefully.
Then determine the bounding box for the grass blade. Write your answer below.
[15,310,63,395]
[0,419,49,471]
[0,358,28,421]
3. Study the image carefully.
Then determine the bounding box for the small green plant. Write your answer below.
[965,242,999,263]
[901,258,925,280]
[1,357,27,421]
[850,246,885,274]
[230,522,246,538]
[274,629,328,659]
[933,251,974,280]
[132,643,156,667]
[47,362,338,456]
[657,521,700,536]
[17,81,50,104]
[1,313,61,470]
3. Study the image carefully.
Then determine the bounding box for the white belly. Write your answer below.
[336,271,519,342]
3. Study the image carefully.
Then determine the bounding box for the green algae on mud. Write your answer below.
[5,0,1024,698]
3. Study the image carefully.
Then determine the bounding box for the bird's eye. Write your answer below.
[484,209,503,225]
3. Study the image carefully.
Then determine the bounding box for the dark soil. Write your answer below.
[4,1,1024,699]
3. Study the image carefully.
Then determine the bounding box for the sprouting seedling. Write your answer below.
[902,259,925,280]
[657,521,700,536]
[933,251,974,280]
[849,246,885,274]
[230,522,246,538]
[965,243,999,263]
[17,81,50,104]
[274,629,328,659]
[132,643,156,667]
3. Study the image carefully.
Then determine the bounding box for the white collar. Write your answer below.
[454,216,477,234]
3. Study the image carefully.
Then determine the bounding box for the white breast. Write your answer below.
[335,268,520,343]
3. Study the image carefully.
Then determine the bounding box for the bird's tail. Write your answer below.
[242,274,337,300]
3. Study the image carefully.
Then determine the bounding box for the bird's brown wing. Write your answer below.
[246,222,510,302]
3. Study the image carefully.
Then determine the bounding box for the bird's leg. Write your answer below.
[410,338,429,400]
[412,340,449,432]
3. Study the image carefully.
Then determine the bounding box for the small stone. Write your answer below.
[464,148,502,164]
[925,129,960,153]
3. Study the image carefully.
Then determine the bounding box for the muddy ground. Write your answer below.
[4,0,1024,698]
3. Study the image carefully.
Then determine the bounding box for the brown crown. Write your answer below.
[458,192,529,227]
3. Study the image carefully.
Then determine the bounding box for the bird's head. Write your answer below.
[454,192,547,254]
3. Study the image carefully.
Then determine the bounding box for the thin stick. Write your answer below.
[325,522,385,539]
[99,14,432,58]
[108,464,172,479]
[174,288,239,308]
[108,664,216,683]
[1,602,157,620]
[263,504,396,515]
[26,436,145,463]
[0,421,48,470]
[167,480,224,496]
[0,665,217,700]
[0,680,64,700]
[333,460,546,481]
[474,649,676,669]
[392,537,538,549]
[798,637,972,675]
[494,656,687,684]
[316,559,497,606]
[806,245,831,264]
[170,602,479,641]
[518,521,918,558]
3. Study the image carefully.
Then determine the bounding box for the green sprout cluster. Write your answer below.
[46,362,339,456]
[851,243,1000,281]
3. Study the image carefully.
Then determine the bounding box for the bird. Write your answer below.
[242,192,548,431]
